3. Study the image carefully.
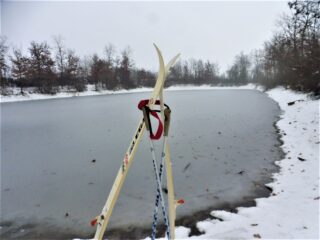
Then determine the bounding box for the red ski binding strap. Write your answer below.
[148,110,163,140]
[138,99,164,140]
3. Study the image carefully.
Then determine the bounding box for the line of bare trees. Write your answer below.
[1,0,319,96]
[250,0,320,94]
[0,36,221,95]
[222,0,319,94]
[1,37,87,95]
[166,59,220,86]
[166,0,319,93]
[222,1,319,94]
[0,37,155,95]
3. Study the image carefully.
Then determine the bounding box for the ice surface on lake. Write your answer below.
[0,89,281,239]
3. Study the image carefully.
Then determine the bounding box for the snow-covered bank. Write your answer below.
[167,84,260,91]
[0,84,259,103]
[170,88,319,239]
[0,85,153,103]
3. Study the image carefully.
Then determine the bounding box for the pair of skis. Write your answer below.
[91,44,181,240]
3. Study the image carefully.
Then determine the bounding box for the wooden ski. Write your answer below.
[92,44,180,240]
[159,73,175,240]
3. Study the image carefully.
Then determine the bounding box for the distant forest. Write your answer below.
[0,0,319,95]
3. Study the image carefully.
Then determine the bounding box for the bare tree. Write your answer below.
[11,48,29,94]
[204,60,219,84]
[103,43,117,89]
[53,35,67,86]
[79,55,91,82]
[104,43,116,65]
[28,41,57,94]
[90,54,106,90]
[251,0,320,93]
[118,46,134,89]
[226,52,251,85]
[0,36,9,88]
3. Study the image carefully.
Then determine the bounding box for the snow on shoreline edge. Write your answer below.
[0,84,259,103]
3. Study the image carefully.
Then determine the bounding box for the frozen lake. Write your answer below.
[0,89,282,239]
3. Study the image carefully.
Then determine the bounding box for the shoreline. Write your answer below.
[86,171,277,240]
[0,84,259,103]
[0,182,274,240]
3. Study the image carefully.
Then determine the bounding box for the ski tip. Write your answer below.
[153,43,160,51]
[153,43,163,57]
[174,53,181,60]
[152,43,165,76]
[171,53,181,65]
[165,53,181,73]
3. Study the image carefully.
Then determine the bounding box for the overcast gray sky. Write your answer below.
[2,1,290,72]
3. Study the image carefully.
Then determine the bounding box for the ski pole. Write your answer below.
[149,138,170,240]
[141,106,170,239]
[151,107,171,239]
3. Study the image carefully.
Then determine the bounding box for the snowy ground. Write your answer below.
[2,85,319,239]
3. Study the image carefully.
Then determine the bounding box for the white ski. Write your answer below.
[92,44,180,240]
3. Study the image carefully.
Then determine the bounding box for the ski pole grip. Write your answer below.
[142,107,151,131]
[164,108,171,137]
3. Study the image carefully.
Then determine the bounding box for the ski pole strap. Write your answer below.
[138,99,170,140]
[164,107,171,137]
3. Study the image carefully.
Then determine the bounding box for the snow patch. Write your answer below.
[175,226,191,239]
[0,85,154,103]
